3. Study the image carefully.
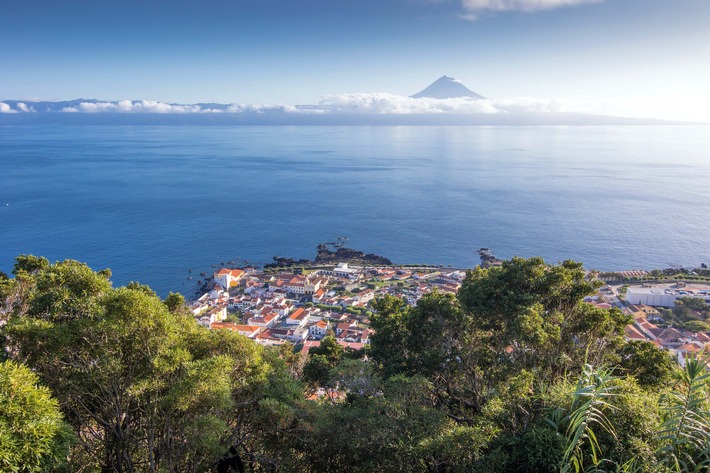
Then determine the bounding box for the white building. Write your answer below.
[626,285,710,308]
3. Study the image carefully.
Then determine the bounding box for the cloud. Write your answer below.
[0,103,17,113]
[16,102,34,112]
[10,95,575,116]
[314,93,499,114]
[309,93,570,115]
[460,0,604,18]
[226,103,298,113]
[74,100,204,113]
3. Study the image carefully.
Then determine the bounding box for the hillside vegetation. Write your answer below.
[1,256,708,472]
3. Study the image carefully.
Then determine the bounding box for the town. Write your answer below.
[190,261,466,352]
[189,257,710,368]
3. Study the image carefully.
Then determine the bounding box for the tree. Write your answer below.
[3,259,270,472]
[302,333,344,387]
[618,340,674,388]
[0,360,73,473]
[163,291,186,313]
[12,255,49,275]
[368,295,410,378]
[458,258,628,376]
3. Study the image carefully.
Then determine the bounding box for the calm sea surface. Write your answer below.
[1,125,709,296]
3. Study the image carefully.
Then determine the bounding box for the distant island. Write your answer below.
[0,76,697,126]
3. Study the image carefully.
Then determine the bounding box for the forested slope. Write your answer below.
[1,256,708,472]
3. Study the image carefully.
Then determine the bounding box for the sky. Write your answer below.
[1,0,710,121]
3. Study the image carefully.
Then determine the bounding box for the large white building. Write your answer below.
[626,284,710,307]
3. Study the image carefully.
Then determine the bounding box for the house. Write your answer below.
[303,276,324,295]
[196,304,227,327]
[208,285,228,300]
[210,321,240,331]
[287,327,310,343]
[624,324,648,341]
[312,288,327,303]
[284,307,308,326]
[309,319,330,339]
[210,322,263,339]
[355,289,375,306]
[234,325,264,338]
[676,342,706,368]
[246,312,278,327]
[335,321,357,335]
[628,304,657,319]
[213,268,245,289]
[326,263,359,279]
[254,330,288,347]
[649,327,687,349]
[635,318,659,340]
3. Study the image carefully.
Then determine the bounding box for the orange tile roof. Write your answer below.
[210,322,240,331]
[624,324,647,340]
[678,343,702,352]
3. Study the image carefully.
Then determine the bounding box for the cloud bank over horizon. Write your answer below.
[0,94,570,116]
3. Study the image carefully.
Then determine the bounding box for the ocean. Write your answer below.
[1,125,709,296]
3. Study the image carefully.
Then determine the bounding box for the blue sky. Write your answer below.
[2,0,710,120]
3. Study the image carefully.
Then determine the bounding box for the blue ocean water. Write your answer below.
[1,125,709,296]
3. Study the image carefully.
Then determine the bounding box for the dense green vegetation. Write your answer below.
[1,255,709,472]
[657,297,710,332]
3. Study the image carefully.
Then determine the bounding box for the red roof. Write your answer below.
[216,268,245,278]
[210,322,239,331]
[624,324,647,340]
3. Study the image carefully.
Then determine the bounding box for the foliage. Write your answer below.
[2,259,271,472]
[0,360,73,473]
[3,254,708,472]
[618,340,675,388]
[548,364,619,473]
[656,352,710,472]
[163,291,186,313]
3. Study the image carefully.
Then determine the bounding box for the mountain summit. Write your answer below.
[411,75,485,100]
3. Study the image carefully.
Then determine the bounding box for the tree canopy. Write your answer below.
[1,254,707,472]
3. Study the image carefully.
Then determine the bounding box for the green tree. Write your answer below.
[369,295,411,378]
[302,333,344,387]
[12,255,49,275]
[3,259,270,472]
[618,340,674,388]
[163,291,186,313]
[458,258,628,376]
[0,360,73,473]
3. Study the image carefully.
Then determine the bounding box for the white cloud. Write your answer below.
[0,103,17,113]
[16,102,34,113]
[74,100,204,113]
[460,0,603,18]
[226,103,298,113]
[306,93,570,115]
[314,93,499,114]
[38,95,576,116]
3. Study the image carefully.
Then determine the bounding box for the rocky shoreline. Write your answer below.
[264,243,392,269]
